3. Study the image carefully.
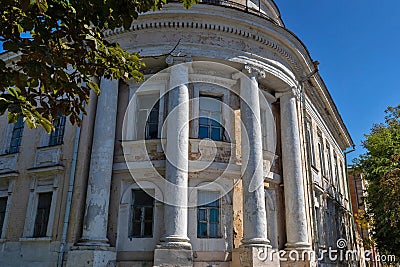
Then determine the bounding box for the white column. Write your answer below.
[80,78,119,245]
[159,56,191,249]
[239,65,270,247]
[276,88,311,250]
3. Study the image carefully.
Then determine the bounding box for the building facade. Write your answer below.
[0,1,360,266]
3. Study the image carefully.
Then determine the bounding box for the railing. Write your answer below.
[168,0,278,25]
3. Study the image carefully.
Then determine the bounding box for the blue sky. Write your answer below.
[278,0,400,162]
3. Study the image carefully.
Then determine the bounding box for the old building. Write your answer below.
[0,0,360,266]
[348,167,380,267]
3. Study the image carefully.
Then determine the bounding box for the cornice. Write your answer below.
[104,19,301,74]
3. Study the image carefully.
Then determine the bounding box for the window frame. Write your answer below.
[198,94,224,141]
[8,116,24,153]
[333,153,340,191]
[326,143,333,183]
[129,189,155,238]
[197,190,221,239]
[33,192,53,238]
[48,115,66,146]
[126,83,166,141]
[192,83,230,142]
[306,118,316,167]
[23,177,58,239]
[317,131,326,177]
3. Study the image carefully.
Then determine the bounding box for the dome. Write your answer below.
[172,0,284,26]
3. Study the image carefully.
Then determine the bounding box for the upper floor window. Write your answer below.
[326,143,333,182]
[198,94,223,141]
[306,119,316,166]
[317,132,325,177]
[9,116,24,153]
[334,154,340,190]
[197,190,221,238]
[129,189,154,238]
[33,192,53,237]
[260,108,269,151]
[136,94,160,140]
[49,115,66,146]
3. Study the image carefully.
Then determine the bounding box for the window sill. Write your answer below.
[19,237,52,242]
[0,151,19,156]
[37,143,63,149]
[128,237,154,241]
[197,237,223,239]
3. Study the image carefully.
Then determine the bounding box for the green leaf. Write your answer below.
[36,0,48,13]
[3,41,19,52]
[87,80,100,95]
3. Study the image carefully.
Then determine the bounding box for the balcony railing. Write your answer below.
[168,0,278,25]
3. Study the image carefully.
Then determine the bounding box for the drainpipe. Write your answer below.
[57,112,83,267]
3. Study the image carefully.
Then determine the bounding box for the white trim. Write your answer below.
[193,83,231,141]
[0,179,14,239]
[126,82,167,140]
[116,180,164,251]
[22,176,58,238]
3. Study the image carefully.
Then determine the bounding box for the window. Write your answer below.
[129,189,154,238]
[317,132,325,177]
[340,162,348,198]
[9,116,24,153]
[334,154,340,190]
[260,109,268,151]
[306,119,316,166]
[326,144,333,182]
[197,191,220,238]
[33,192,53,237]
[0,197,7,235]
[198,94,223,141]
[49,115,66,146]
[136,94,160,140]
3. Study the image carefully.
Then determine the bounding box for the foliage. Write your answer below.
[0,0,196,131]
[354,105,400,259]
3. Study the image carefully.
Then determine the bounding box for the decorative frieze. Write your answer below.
[0,154,18,174]
[34,146,62,168]
[104,20,301,73]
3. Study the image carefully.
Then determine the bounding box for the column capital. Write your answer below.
[243,64,266,79]
[166,54,192,65]
[275,87,301,100]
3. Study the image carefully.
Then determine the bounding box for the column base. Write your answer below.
[153,248,193,267]
[285,242,312,251]
[280,245,316,267]
[241,237,271,247]
[157,235,192,250]
[232,247,280,267]
[66,246,116,267]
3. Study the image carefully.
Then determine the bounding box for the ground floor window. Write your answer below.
[0,197,7,235]
[197,190,221,238]
[129,189,154,238]
[33,192,53,237]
